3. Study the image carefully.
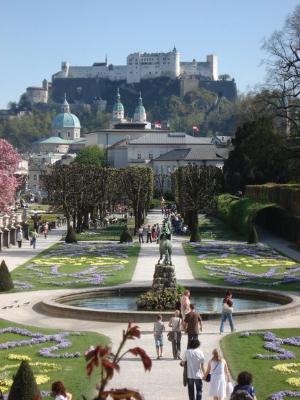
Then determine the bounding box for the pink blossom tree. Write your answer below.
[0,139,21,212]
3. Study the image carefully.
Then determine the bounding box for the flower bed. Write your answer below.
[185,242,300,290]
[222,328,300,400]
[12,242,139,290]
[0,327,81,359]
[0,320,109,399]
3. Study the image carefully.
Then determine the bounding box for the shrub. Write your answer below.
[0,260,14,291]
[119,226,133,243]
[217,194,300,242]
[8,360,40,400]
[137,288,181,310]
[65,226,77,243]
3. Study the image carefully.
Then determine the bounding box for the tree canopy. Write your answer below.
[73,145,106,166]
[172,165,223,241]
[223,117,291,192]
[0,139,21,212]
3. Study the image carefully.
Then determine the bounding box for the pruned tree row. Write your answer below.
[172,165,223,242]
[42,165,153,233]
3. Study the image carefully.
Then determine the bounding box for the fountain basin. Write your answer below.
[36,285,299,322]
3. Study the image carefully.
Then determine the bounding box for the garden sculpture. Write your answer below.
[157,217,173,266]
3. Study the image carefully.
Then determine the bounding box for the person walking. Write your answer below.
[138,226,144,243]
[43,222,49,239]
[151,224,157,241]
[30,230,38,249]
[153,314,165,359]
[51,381,72,400]
[168,309,182,359]
[220,290,234,334]
[205,349,230,400]
[184,303,203,349]
[146,224,152,243]
[181,339,205,400]
[16,228,23,248]
[181,289,191,319]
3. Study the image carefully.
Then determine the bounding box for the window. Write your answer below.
[33,175,37,181]
[137,153,141,159]
[149,153,153,159]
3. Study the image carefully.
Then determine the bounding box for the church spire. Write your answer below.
[62,93,70,113]
[112,88,124,121]
[133,91,146,122]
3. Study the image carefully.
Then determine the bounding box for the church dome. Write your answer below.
[112,88,124,120]
[133,92,146,122]
[51,95,81,129]
[52,112,81,129]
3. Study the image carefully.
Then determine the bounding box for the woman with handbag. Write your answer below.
[168,309,182,359]
[205,349,230,400]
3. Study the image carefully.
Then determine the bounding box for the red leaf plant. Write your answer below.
[84,322,152,400]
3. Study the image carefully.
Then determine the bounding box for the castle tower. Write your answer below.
[112,88,125,121]
[51,94,81,140]
[173,46,180,78]
[133,92,147,122]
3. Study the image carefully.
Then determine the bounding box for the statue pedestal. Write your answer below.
[152,264,177,291]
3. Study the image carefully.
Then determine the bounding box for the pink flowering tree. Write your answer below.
[0,139,21,212]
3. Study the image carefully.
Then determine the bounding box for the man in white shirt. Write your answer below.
[181,339,205,400]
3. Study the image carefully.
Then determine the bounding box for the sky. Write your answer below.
[0,0,299,109]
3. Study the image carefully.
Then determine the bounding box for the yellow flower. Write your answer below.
[287,377,300,387]
[0,378,13,392]
[273,363,300,374]
[35,374,50,384]
[7,354,32,361]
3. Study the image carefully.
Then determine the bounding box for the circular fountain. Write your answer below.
[37,285,299,322]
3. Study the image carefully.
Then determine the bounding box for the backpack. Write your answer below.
[230,389,254,400]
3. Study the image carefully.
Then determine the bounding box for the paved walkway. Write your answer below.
[259,227,300,263]
[133,210,193,282]
[0,227,66,271]
[0,211,299,400]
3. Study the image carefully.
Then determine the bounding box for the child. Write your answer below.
[231,371,257,400]
[51,381,72,400]
[153,314,165,359]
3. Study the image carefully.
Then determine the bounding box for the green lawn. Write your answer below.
[0,319,109,399]
[222,328,300,400]
[198,214,242,241]
[77,221,136,242]
[183,242,300,291]
[11,242,140,291]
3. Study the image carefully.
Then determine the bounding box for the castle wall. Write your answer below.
[26,87,48,104]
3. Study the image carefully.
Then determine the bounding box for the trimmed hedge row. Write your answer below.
[246,184,300,216]
[216,194,300,242]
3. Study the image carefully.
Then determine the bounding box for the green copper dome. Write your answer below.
[51,112,81,129]
[52,95,81,129]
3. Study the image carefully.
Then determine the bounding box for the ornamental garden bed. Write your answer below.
[183,242,300,291]
[11,242,140,291]
[222,328,300,400]
[0,319,109,399]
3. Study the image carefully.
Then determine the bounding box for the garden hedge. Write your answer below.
[246,184,300,216]
[216,194,300,242]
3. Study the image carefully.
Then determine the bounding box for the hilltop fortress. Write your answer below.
[25,48,236,106]
[53,47,218,83]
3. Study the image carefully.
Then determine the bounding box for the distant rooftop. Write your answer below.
[153,146,221,162]
[129,132,213,145]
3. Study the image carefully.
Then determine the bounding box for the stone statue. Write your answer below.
[157,217,173,266]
